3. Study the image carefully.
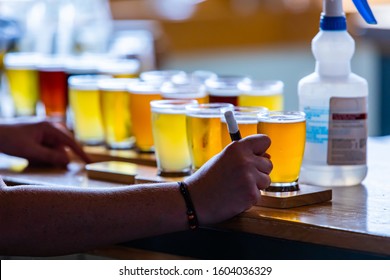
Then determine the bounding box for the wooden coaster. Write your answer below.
[257,184,332,209]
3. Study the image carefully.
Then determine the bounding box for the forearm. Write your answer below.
[0,182,188,256]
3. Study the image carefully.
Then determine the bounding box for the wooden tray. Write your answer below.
[86,161,332,208]
[84,146,156,167]
[85,161,188,185]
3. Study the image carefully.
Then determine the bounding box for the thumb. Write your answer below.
[240,134,271,156]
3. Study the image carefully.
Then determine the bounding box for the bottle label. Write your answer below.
[303,107,329,144]
[327,97,367,165]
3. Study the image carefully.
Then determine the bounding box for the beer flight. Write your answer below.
[2,52,305,191]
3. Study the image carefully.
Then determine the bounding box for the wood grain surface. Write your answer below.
[1,137,390,257]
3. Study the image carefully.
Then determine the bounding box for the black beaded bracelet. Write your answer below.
[178,181,199,230]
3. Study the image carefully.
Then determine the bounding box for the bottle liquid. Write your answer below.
[298,0,377,187]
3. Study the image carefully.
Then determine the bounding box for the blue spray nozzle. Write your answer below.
[352,0,377,24]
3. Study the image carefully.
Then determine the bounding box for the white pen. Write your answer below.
[224,110,242,142]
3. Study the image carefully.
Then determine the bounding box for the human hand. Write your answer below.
[185,134,272,225]
[0,121,91,167]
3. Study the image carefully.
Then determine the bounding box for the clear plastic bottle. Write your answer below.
[298,0,377,187]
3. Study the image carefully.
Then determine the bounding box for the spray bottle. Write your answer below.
[298,0,377,187]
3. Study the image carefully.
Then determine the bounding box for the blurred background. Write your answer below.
[1,0,389,136]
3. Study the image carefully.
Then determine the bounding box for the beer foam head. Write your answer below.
[258,111,306,123]
[205,74,250,96]
[36,55,67,72]
[185,103,234,118]
[221,106,267,123]
[98,59,140,75]
[4,52,42,69]
[238,80,284,96]
[65,54,113,74]
[151,99,198,114]
[98,78,139,91]
[127,80,162,94]
[161,81,207,99]
[140,70,187,86]
[68,75,111,90]
[191,70,217,84]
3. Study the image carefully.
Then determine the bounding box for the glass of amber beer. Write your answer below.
[220,106,268,149]
[127,80,162,152]
[68,75,107,145]
[98,78,138,149]
[37,56,68,122]
[151,99,198,176]
[257,111,306,191]
[186,103,234,171]
[238,80,284,111]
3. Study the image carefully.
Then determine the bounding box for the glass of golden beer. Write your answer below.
[98,78,138,149]
[68,75,107,145]
[257,111,306,191]
[238,80,284,111]
[151,99,198,176]
[161,81,208,104]
[4,52,41,116]
[220,106,268,148]
[205,74,250,106]
[186,103,234,170]
[127,80,162,152]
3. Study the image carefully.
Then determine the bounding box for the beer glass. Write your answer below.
[98,78,138,149]
[4,52,41,116]
[37,56,67,121]
[68,75,107,145]
[220,106,268,148]
[238,80,284,111]
[205,74,250,106]
[257,111,306,191]
[186,103,234,170]
[161,81,208,104]
[151,99,198,176]
[65,56,105,131]
[128,81,162,152]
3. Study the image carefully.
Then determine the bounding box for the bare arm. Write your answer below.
[0,179,188,256]
[0,135,272,256]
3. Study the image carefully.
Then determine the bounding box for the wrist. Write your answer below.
[178,181,199,230]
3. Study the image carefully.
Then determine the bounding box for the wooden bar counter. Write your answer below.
[1,137,390,259]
